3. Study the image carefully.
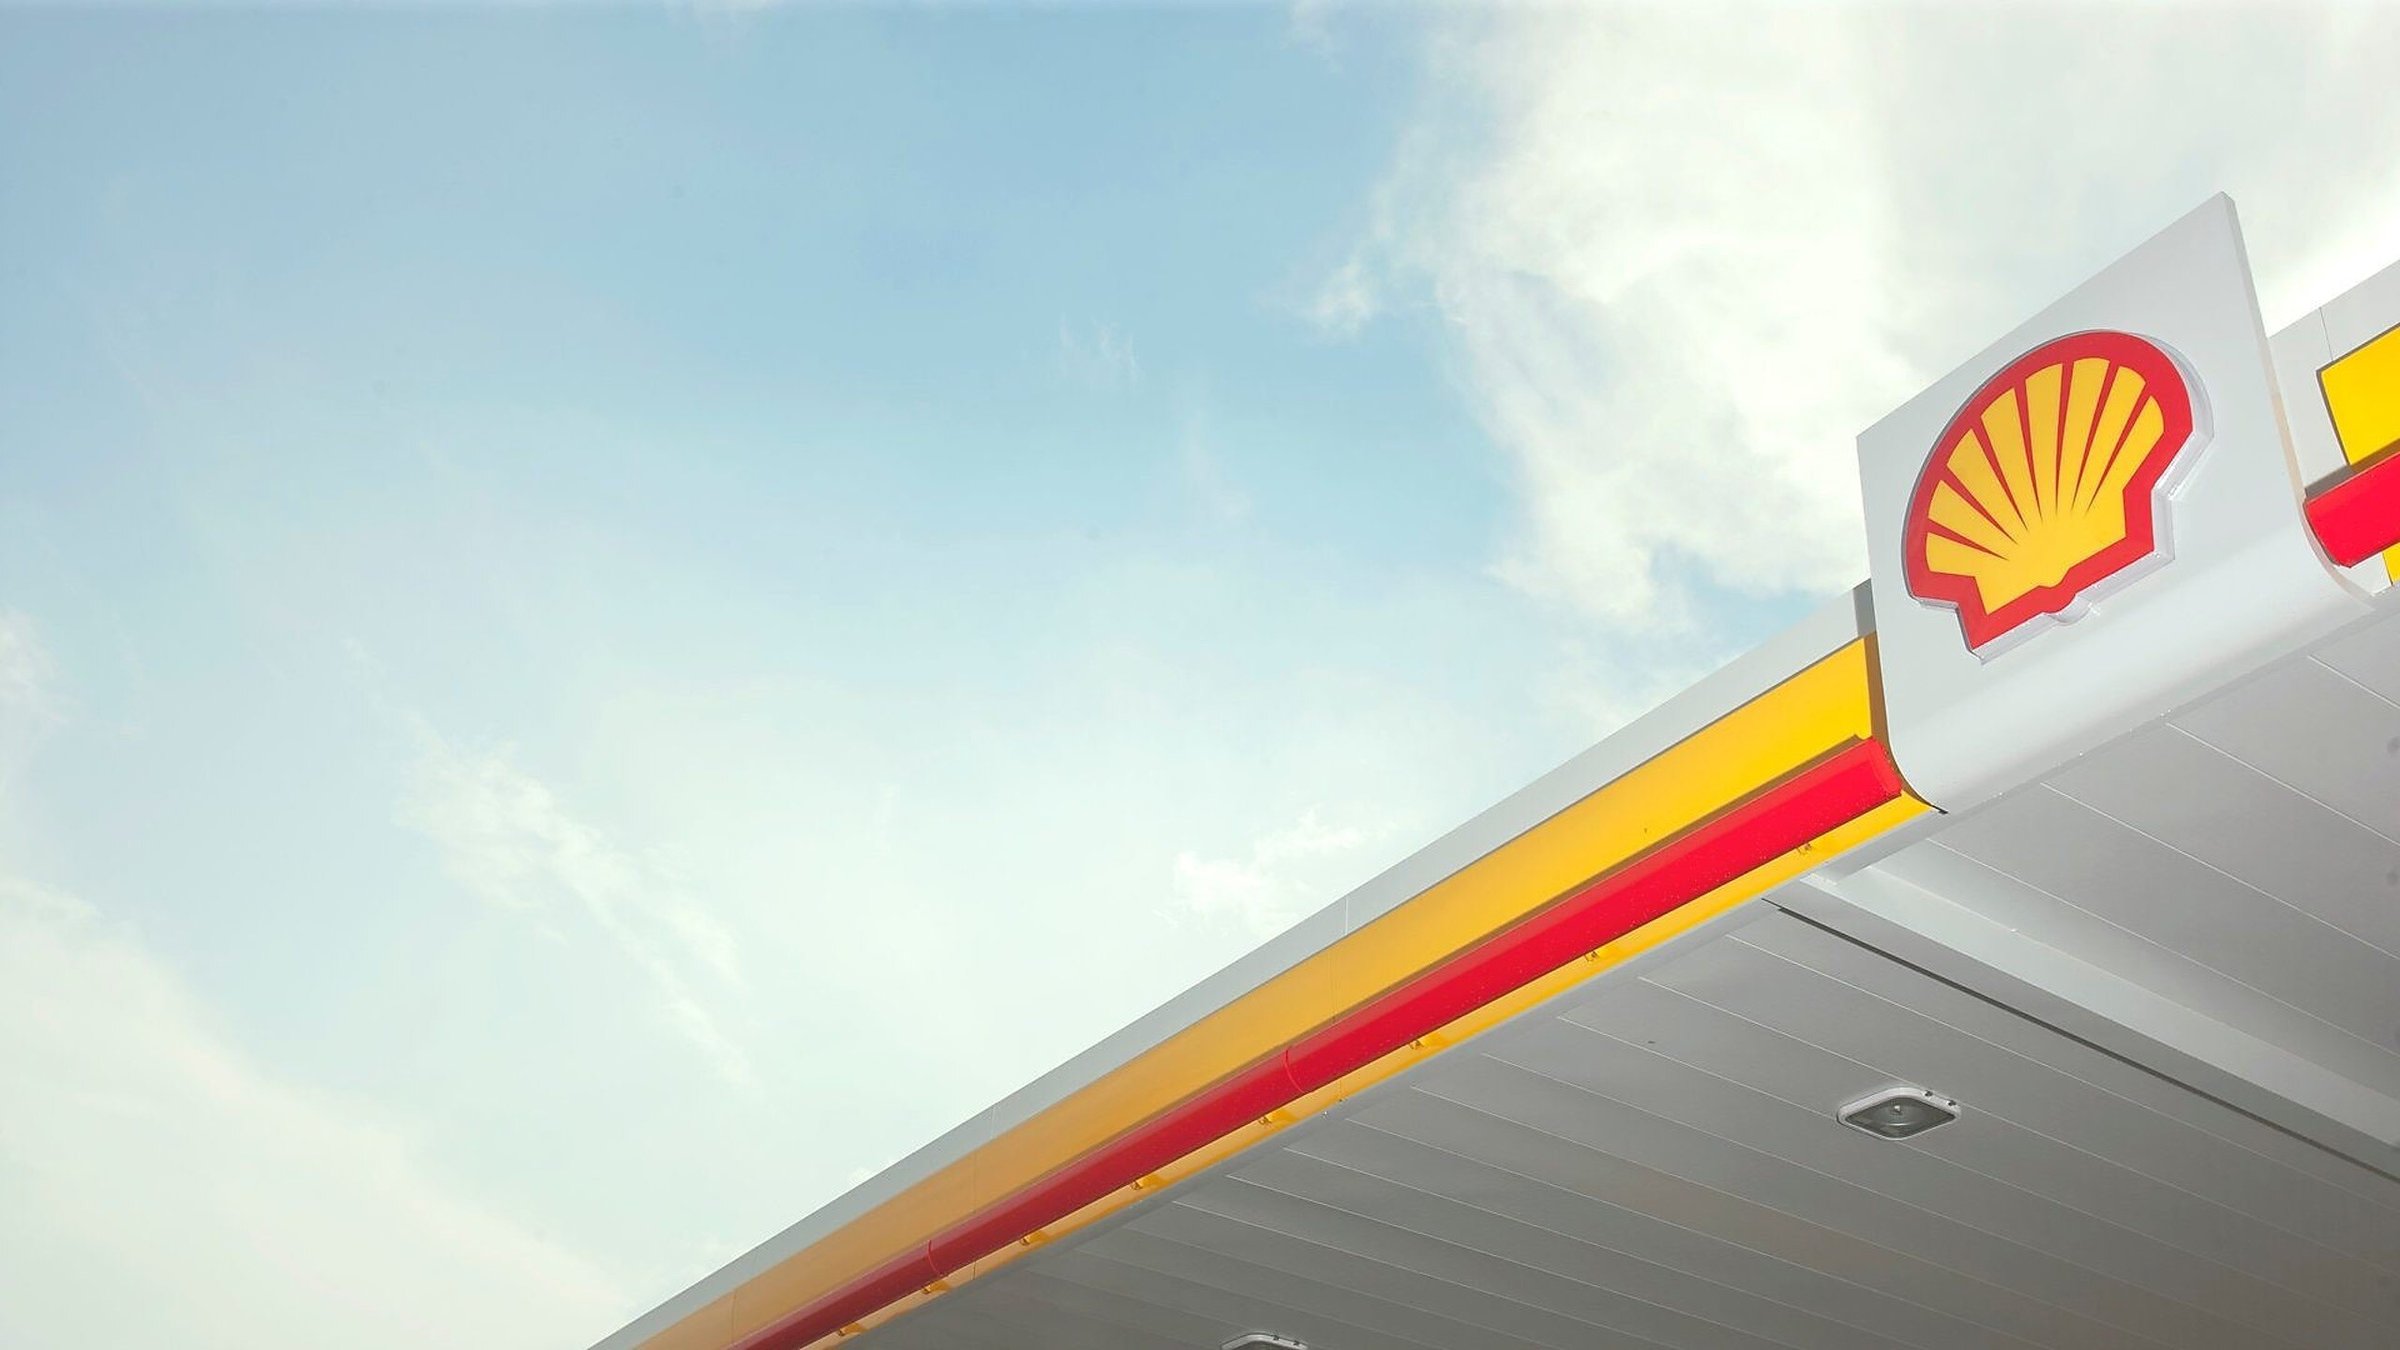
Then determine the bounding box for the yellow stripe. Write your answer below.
[2320,321,2400,580]
[650,639,1919,1350]
[902,793,1929,1331]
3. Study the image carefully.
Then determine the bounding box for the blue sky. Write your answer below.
[6,4,2400,1348]
[0,9,1613,1344]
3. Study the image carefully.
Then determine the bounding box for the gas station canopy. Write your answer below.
[601,198,2400,1350]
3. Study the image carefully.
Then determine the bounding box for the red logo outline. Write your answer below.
[1902,330,2199,651]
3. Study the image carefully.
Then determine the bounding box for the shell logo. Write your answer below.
[1903,330,2202,652]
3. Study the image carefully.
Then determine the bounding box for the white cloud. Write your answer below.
[0,610,53,720]
[0,611,61,812]
[1329,1,2400,631]
[1171,808,1385,937]
[1306,254,1382,335]
[1056,317,1143,390]
[0,876,628,1350]
[1180,410,1254,526]
[399,726,755,1086]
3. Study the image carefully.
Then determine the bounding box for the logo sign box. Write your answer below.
[1859,197,2371,812]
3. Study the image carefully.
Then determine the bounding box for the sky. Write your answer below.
[3,3,2399,1348]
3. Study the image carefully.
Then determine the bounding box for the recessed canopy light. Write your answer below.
[1839,1086,1960,1140]
[1223,1336,1307,1350]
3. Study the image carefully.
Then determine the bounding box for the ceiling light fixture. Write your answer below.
[1838,1086,1961,1140]
[1223,1336,1308,1350]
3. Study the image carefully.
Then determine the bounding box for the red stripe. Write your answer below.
[1287,738,1904,1087]
[920,1051,1305,1272]
[731,738,1907,1350]
[2308,446,2400,567]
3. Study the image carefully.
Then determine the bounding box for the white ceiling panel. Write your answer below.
[851,605,2400,1350]
[855,897,2400,1350]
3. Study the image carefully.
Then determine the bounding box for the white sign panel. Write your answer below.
[1859,196,2369,812]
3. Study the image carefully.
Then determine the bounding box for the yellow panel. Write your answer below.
[2320,321,2400,578]
[654,640,1901,1350]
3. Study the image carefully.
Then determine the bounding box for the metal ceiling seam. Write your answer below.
[2023,765,2400,1015]
[2142,722,2400,962]
[2300,645,2400,716]
[2177,659,2400,854]
[1933,807,2400,1116]
[637,641,1929,1350]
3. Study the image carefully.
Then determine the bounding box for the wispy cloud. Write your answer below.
[1179,407,1253,527]
[1056,317,1143,390]
[1304,254,1381,337]
[0,611,53,720]
[1171,808,1385,937]
[0,610,61,802]
[398,726,754,1086]
[0,876,628,1350]
[1323,2,2400,633]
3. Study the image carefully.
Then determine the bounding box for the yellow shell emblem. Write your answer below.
[1904,330,2200,650]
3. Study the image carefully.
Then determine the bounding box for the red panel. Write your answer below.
[2307,449,2400,567]
[728,738,1907,1350]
